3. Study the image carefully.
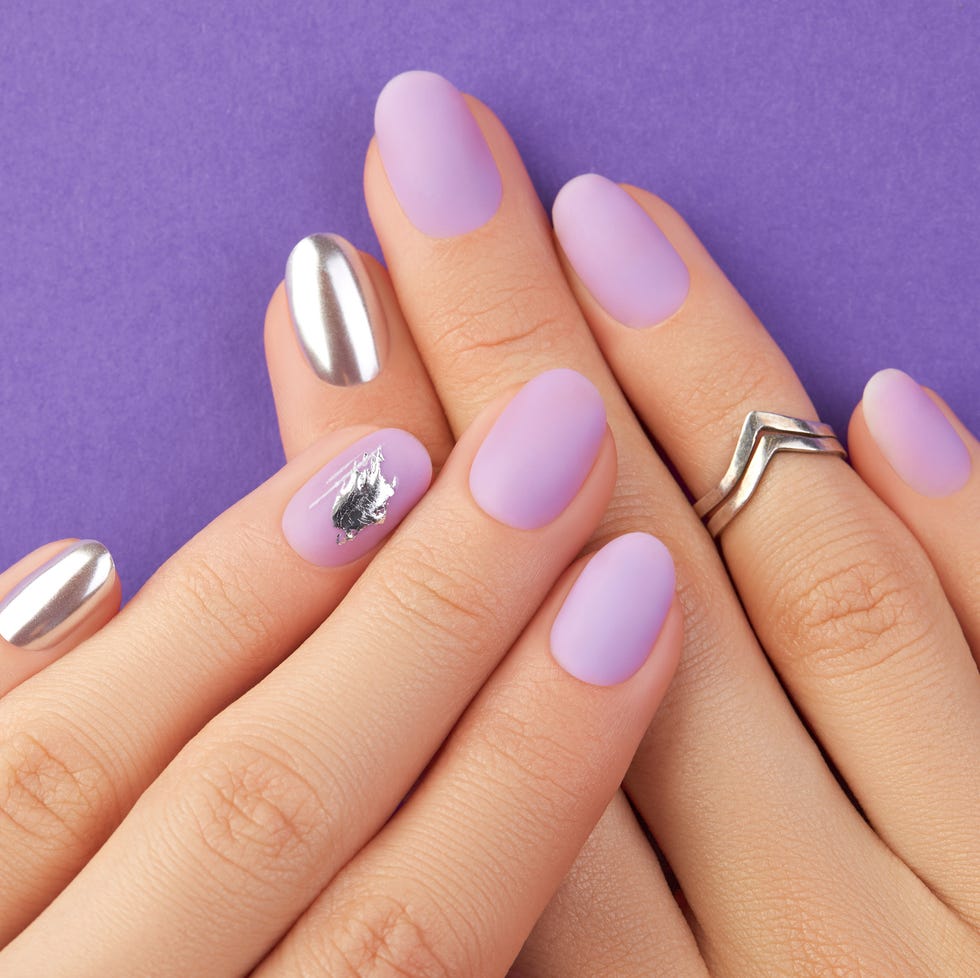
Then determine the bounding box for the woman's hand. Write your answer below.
[0,365,682,975]
[262,70,977,976]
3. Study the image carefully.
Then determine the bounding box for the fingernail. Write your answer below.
[862,368,971,497]
[374,70,502,237]
[469,368,606,530]
[551,533,675,686]
[284,234,388,386]
[0,540,116,652]
[553,173,689,328]
[283,429,432,566]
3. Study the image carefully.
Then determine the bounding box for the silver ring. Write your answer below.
[694,411,847,538]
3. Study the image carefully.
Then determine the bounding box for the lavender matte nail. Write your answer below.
[551,533,675,686]
[282,429,432,567]
[374,70,502,237]
[469,368,607,530]
[553,173,690,328]
[862,368,971,498]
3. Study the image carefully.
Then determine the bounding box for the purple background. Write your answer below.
[2,2,978,599]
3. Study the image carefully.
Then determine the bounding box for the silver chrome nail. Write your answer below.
[0,540,116,652]
[284,233,388,386]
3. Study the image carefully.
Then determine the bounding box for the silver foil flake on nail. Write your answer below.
[284,233,389,386]
[0,540,115,652]
[330,446,398,544]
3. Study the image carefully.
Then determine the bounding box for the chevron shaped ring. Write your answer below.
[694,411,847,538]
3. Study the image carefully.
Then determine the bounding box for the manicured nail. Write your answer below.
[0,540,116,652]
[374,70,502,237]
[862,368,971,497]
[284,234,388,386]
[469,368,606,530]
[551,533,675,686]
[553,173,689,328]
[283,429,431,566]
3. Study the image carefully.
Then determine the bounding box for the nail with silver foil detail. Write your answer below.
[284,233,389,386]
[0,540,116,652]
[282,428,431,568]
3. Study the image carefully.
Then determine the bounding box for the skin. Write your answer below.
[1,78,978,976]
[0,372,682,976]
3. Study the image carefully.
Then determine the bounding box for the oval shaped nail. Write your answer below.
[374,70,503,238]
[282,428,432,567]
[553,173,690,329]
[863,368,971,497]
[469,368,607,530]
[550,532,675,686]
[285,233,389,386]
[0,540,116,652]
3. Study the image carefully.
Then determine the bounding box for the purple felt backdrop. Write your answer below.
[1,1,978,599]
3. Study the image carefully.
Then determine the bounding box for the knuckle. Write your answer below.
[319,891,459,978]
[370,530,503,658]
[0,721,121,849]
[774,901,931,978]
[594,483,659,542]
[775,529,935,681]
[467,696,584,825]
[426,267,580,378]
[782,929,890,978]
[174,736,331,886]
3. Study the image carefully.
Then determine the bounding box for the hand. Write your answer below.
[263,70,978,975]
[0,369,682,973]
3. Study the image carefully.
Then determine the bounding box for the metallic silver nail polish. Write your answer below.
[284,233,388,386]
[0,540,115,652]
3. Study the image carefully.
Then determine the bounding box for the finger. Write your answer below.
[265,233,453,465]
[266,236,689,975]
[0,540,119,696]
[513,791,708,978]
[0,424,430,944]
[551,173,980,920]
[361,71,905,971]
[3,370,616,977]
[257,535,684,978]
[849,368,980,656]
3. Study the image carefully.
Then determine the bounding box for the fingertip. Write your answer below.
[549,532,677,689]
[859,367,971,498]
[264,278,288,331]
[0,539,121,695]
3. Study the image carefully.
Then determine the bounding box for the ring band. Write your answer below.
[694,411,847,538]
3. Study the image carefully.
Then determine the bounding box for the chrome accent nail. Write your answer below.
[0,540,115,652]
[284,233,388,386]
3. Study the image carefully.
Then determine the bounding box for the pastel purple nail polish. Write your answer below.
[469,368,606,530]
[862,368,971,498]
[552,173,690,328]
[283,429,432,566]
[551,533,675,686]
[374,70,503,237]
